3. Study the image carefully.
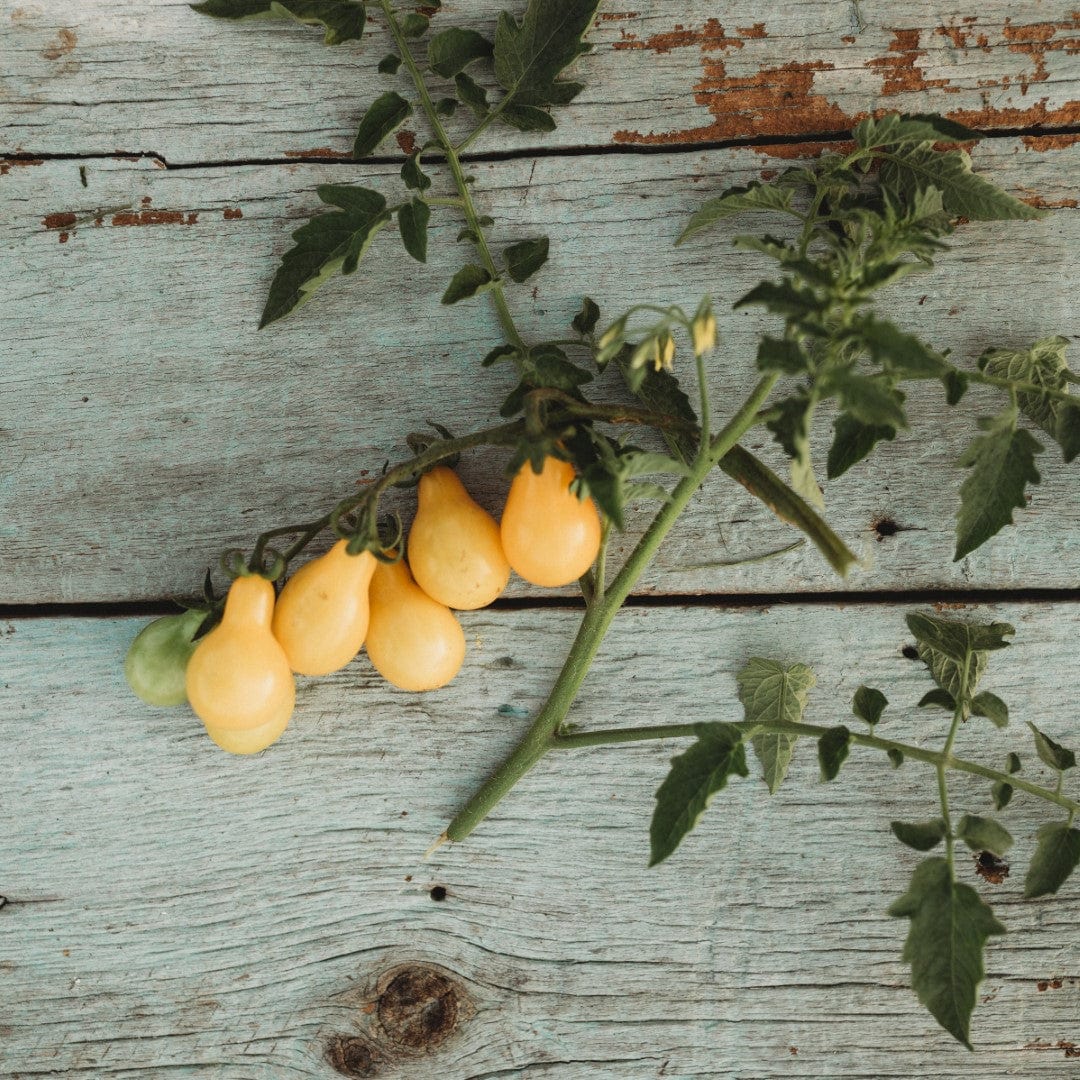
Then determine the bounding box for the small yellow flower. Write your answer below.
[692,310,717,356]
[655,332,676,371]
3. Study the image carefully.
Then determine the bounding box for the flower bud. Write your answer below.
[692,310,717,356]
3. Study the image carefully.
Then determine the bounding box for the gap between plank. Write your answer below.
[5,587,1080,621]
[4,123,1080,172]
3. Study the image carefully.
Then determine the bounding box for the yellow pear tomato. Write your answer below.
[186,574,295,751]
[365,555,466,691]
[272,540,377,675]
[408,466,510,610]
[500,456,602,587]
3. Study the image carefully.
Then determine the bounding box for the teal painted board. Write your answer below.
[3,2,1079,160]
[2,603,1078,1076]
[2,143,1078,602]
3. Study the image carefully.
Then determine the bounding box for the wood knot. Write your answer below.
[326,1035,380,1078]
[376,965,461,1049]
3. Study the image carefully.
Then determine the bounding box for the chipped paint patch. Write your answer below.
[395,129,418,156]
[1023,132,1080,151]
[0,158,43,176]
[223,207,244,220]
[110,210,198,226]
[42,212,76,230]
[611,17,1080,150]
[1021,195,1079,209]
[284,146,352,160]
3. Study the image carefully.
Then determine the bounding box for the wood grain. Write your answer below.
[2,602,1078,1077]
[2,144,1077,603]
[3,2,1079,161]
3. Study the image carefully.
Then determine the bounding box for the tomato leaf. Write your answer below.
[956,814,1013,856]
[397,198,430,263]
[503,237,549,283]
[970,690,1008,728]
[1024,823,1080,898]
[677,182,796,245]
[492,0,598,127]
[260,184,390,328]
[192,0,367,45]
[854,113,982,149]
[1027,721,1076,772]
[649,723,749,866]
[441,264,496,305]
[818,725,851,782]
[353,91,412,157]
[428,27,493,77]
[891,819,947,851]
[737,658,815,794]
[852,685,888,726]
[888,857,1006,1048]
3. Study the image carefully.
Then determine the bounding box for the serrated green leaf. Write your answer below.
[826,372,908,430]
[454,71,489,114]
[954,411,1043,560]
[906,612,1015,664]
[827,413,898,479]
[756,336,808,375]
[907,612,1012,702]
[614,351,700,464]
[493,0,598,115]
[428,27,493,77]
[401,150,431,192]
[399,11,428,37]
[956,814,1013,856]
[880,144,1044,221]
[503,236,549,283]
[378,52,401,74]
[1024,823,1080,898]
[737,658,815,794]
[888,857,1006,1048]
[970,691,1008,728]
[649,722,749,866]
[818,725,851,782]
[1006,752,1021,774]
[979,336,1080,462]
[259,184,389,328]
[572,296,600,336]
[945,369,969,406]
[848,314,952,381]
[1027,721,1076,771]
[852,685,888,726]
[353,90,411,157]
[397,198,429,263]
[435,96,457,116]
[499,104,557,131]
[678,182,796,244]
[855,112,982,149]
[888,747,905,768]
[891,818,947,851]
[734,280,825,319]
[192,0,366,44]
[918,688,956,710]
[718,446,858,576]
[441,264,495,305]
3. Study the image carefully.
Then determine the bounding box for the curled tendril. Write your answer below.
[258,548,287,582]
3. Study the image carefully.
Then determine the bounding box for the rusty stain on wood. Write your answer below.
[41,27,76,60]
[395,129,418,156]
[284,146,352,160]
[1023,132,1080,150]
[612,17,1080,147]
[222,207,243,220]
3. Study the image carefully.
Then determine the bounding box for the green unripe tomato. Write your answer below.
[124,609,209,707]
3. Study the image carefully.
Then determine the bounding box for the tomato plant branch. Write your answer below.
[549,719,1080,817]
[442,374,780,843]
[939,659,970,872]
[380,0,526,354]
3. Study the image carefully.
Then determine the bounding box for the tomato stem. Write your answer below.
[380,0,527,356]
[443,374,780,843]
[546,719,1080,816]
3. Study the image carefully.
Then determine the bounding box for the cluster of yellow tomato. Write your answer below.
[175,455,600,754]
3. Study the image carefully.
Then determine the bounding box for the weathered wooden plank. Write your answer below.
[3,2,1079,162]
[2,602,1078,1076]
[2,144,1078,602]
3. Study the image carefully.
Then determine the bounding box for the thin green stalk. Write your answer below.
[939,657,970,870]
[442,374,779,843]
[548,719,1080,817]
[380,0,526,353]
[695,349,711,446]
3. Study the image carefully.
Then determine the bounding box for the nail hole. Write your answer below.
[901,645,919,660]
[872,517,899,540]
[429,885,447,902]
